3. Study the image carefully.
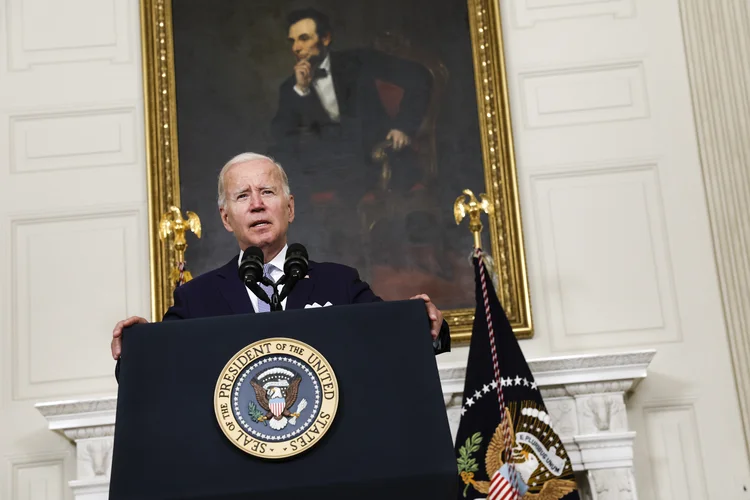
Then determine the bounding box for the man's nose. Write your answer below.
[248,194,265,211]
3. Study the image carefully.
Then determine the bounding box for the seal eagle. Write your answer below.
[250,375,303,430]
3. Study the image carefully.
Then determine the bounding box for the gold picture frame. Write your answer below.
[140,0,532,340]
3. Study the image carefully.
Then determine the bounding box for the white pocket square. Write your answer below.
[305,301,333,309]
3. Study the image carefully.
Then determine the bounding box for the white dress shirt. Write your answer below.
[238,244,288,312]
[294,54,340,122]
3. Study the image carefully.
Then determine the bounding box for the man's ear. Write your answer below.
[287,194,295,223]
[220,207,234,233]
[321,33,331,47]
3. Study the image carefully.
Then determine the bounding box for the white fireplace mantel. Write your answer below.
[36,349,655,500]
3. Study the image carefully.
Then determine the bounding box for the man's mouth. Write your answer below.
[250,220,271,229]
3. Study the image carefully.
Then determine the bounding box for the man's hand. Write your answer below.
[111,316,149,360]
[411,294,443,341]
[294,59,313,93]
[386,129,411,151]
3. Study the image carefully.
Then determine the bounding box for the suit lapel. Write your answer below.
[286,261,316,310]
[216,256,254,315]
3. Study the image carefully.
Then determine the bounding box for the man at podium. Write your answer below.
[110,152,450,362]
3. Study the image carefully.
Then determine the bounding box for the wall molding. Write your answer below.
[678,0,750,458]
[9,208,142,401]
[8,106,137,174]
[509,0,636,29]
[529,162,680,351]
[519,61,649,129]
[6,451,70,500]
[6,0,132,71]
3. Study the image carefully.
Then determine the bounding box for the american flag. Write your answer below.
[488,469,518,500]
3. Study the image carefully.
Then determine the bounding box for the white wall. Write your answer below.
[0,0,748,499]
[0,0,150,498]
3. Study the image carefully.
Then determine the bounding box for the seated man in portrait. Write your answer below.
[267,8,432,266]
[110,153,450,365]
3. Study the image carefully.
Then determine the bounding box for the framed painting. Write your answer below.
[141,0,532,340]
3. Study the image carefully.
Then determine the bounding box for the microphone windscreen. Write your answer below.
[286,243,308,259]
[243,246,264,262]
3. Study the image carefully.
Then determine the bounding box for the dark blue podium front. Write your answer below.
[110,300,457,500]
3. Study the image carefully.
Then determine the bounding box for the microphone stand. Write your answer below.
[242,276,282,312]
[243,274,302,313]
[263,276,283,312]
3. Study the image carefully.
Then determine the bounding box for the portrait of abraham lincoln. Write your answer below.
[172,0,489,311]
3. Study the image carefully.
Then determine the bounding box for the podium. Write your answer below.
[110,300,458,500]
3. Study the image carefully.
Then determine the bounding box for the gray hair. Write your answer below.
[217,153,291,208]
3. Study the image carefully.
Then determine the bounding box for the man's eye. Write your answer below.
[262,190,274,195]
[237,193,247,200]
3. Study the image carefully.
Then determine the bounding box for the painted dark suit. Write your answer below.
[268,48,432,199]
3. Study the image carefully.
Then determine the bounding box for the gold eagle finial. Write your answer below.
[454,189,491,249]
[159,206,202,284]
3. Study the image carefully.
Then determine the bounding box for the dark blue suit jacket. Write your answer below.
[115,256,449,380]
[162,255,450,353]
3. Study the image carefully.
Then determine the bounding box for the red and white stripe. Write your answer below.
[270,400,284,417]
[476,248,517,499]
[488,469,519,500]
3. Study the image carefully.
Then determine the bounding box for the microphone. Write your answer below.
[284,243,309,280]
[279,243,309,301]
[238,246,265,285]
[238,246,275,307]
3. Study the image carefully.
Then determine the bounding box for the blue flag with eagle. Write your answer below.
[455,250,579,500]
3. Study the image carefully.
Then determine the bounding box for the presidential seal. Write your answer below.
[214,338,339,459]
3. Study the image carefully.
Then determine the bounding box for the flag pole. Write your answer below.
[454,189,519,497]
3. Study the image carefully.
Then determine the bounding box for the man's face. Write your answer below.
[288,18,330,62]
[219,159,295,260]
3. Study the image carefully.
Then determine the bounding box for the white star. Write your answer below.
[514,376,522,386]
[505,377,513,386]
[474,390,482,399]
[482,384,490,393]
[523,378,530,387]
[531,382,537,390]
[460,407,466,416]
[490,380,498,389]
[466,398,475,407]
